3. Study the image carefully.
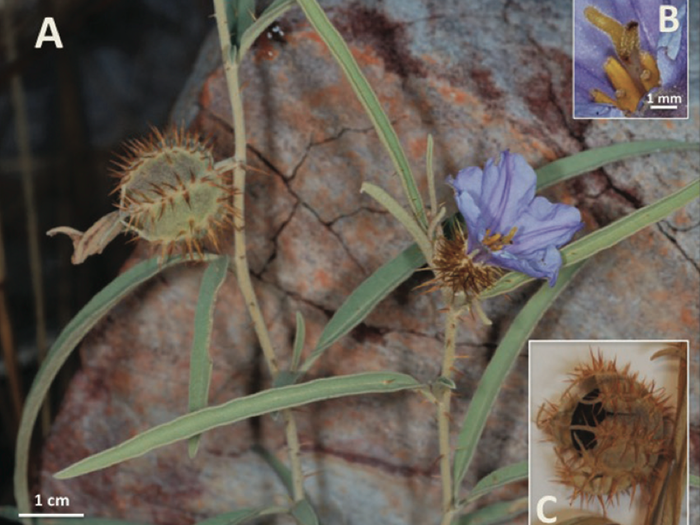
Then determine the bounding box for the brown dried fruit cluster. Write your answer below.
[536,351,673,510]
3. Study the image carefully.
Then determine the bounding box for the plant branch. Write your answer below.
[212,0,305,503]
[438,302,459,524]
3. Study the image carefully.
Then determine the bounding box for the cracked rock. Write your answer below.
[40,1,698,523]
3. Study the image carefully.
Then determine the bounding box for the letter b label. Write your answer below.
[660,6,679,32]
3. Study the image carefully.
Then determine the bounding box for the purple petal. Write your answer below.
[489,245,563,286]
[507,197,584,256]
[449,167,486,252]
[478,151,536,235]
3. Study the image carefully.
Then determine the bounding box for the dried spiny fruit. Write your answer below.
[424,225,502,303]
[48,127,237,263]
[114,127,237,259]
[536,351,673,511]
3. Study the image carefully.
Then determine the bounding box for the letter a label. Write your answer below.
[35,17,63,48]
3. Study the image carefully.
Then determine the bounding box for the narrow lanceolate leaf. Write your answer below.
[361,182,432,260]
[426,134,437,214]
[55,372,421,479]
[483,177,700,298]
[291,311,306,371]
[460,461,528,506]
[14,255,218,516]
[291,499,319,525]
[238,0,296,60]
[296,0,427,227]
[189,255,230,458]
[195,506,289,525]
[535,140,698,191]
[456,497,528,525]
[452,262,586,499]
[301,244,425,372]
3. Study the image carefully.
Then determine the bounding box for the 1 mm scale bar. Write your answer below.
[650,105,678,109]
[18,514,85,518]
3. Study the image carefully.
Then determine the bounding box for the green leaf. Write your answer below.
[483,177,700,298]
[54,372,421,479]
[291,500,319,525]
[253,445,294,495]
[226,0,256,49]
[14,255,217,516]
[452,262,586,499]
[195,506,289,525]
[300,244,424,372]
[189,255,230,458]
[238,0,296,60]
[0,506,151,524]
[691,473,700,488]
[307,144,698,367]
[455,497,528,525]
[461,461,528,506]
[361,182,432,260]
[535,140,698,191]
[296,0,427,227]
[426,134,437,214]
[292,311,306,371]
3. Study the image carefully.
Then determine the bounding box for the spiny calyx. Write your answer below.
[48,127,237,263]
[536,351,673,511]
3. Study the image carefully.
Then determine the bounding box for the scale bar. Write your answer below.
[18,514,84,518]
[650,105,678,109]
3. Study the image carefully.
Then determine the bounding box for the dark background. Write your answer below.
[0,0,213,517]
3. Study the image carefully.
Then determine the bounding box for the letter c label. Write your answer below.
[536,495,557,523]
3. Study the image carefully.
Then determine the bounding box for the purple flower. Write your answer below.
[574,0,687,118]
[448,151,583,286]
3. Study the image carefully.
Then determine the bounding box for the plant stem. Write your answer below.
[212,0,305,502]
[438,303,459,524]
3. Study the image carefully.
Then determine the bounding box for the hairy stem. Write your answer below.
[438,303,459,523]
[212,0,305,502]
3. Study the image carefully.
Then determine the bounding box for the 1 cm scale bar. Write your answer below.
[650,104,679,109]
[18,514,84,518]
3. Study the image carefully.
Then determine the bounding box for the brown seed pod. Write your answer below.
[536,351,673,511]
[113,126,238,260]
[49,126,238,263]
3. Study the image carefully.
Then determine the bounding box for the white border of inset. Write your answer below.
[571,0,690,120]
[527,339,690,525]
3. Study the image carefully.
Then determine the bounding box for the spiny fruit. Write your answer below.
[48,127,237,263]
[114,127,237,260]
[536,350,673,512]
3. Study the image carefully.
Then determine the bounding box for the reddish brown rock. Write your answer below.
[39,1,698,524]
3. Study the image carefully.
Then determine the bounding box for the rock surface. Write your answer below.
[39,1,698,524]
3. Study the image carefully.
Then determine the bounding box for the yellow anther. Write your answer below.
[618,21,640,62]
[584,6,662,115]
[584,6,623,51]
[502,226,517,245]
[591,88,617,106]
[639,52,661,91]
[482,227,517,252]
[604,57,644,113]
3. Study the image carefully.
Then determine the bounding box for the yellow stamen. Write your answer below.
[584,6,662,115]
[584,7,623,51]
[604,57,643,114]
[639,51,661,91]
[591,88,617,106]
[482,226,518,252]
